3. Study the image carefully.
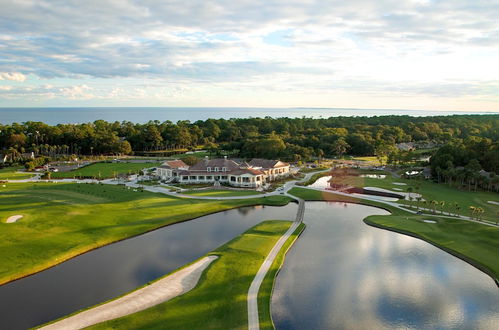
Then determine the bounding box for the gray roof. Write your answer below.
[248,158,289,168]
[189,158,240,171]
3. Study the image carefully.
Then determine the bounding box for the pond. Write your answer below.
[0,204,298,329]
[272,202,499,329]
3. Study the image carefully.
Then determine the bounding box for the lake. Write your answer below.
[271,202,499,329]
[0,204,298,329]
[1,107,497,125]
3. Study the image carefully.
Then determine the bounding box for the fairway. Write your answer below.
[0,166,34,180]
[50,162,161,179]
[90,221,296,329]
[365,215,499,283]
[0,182,291,285]
[183,189,263,197]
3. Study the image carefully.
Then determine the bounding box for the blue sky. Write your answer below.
[0,0,498,110]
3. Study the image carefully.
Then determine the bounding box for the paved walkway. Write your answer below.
[40,256,217,330]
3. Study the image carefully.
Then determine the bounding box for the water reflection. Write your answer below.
[0,204,297,329]
[272,202,499,329]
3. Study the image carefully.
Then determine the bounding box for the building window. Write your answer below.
[256,176,260,181]
[190,176,197,180]
[243,177,250,182]
[222,167,227,172]
[215,167,219,172]
[230,176,236,182]
[221,176,228,180]
[206,176,213,180]
[182,176,188,180]
[198,176,205,180]
[207,167,211,172]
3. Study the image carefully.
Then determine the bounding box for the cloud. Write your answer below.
[0,1,498,107]
[0,72,26,81]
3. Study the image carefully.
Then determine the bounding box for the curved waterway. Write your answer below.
[272,202,499,329]
[0,204,297,329]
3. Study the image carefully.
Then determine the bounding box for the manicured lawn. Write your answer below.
[351,156,386,165]
[91,221,294,330]
[258,223,305,329]
[359,173,499,222]
[364,215,499,283]
[184,189,263,197]
[0,182,291,285]
[0,166,34,180]
[50,162,161,179]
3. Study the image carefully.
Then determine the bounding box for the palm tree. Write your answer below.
[440,201,445,215]
[416,196,422,211]
[469,206,477,220]
[430,200,438,214]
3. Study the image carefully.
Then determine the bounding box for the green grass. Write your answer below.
[358,173,499,222]
[183,189,263,197]
[0,182,291,285]
[298,166,329,173]
[351,156,386,165]
[258,223,305,329]
[50,162,161,179]
[0,166,34,180]
[364,215,499,283]
[90,221,293,330]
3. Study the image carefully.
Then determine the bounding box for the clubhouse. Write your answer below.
[156,157,290,188]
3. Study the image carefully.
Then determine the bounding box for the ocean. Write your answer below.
[0,107,497,125]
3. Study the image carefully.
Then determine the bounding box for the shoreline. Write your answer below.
[363,217,499,287]
[39,256,218,329]
[0,197,291,287]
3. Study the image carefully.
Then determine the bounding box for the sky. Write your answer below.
[0,0,498,111]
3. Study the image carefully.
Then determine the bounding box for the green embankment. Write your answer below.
[0,182,291,285]
[50,162,161,179]
[258,223,305,329]
[289,186,499,284]
[365,215,499,284]
[183,189,263,197]
[0,166,34,180]
[91,221,294,329]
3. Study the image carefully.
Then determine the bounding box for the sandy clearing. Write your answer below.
[6,215,23,223]
[423,220,437,223]
[41,255,218,330]
[392,182,407,185]
[487,201,499,206]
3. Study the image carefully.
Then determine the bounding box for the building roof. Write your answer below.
[248,158,289,169]
[189,158,241,171]
[159,159,188,169]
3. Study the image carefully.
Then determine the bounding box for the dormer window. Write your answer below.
[207,167,211,172]
[215,167,219,172]
[222,167,227,172]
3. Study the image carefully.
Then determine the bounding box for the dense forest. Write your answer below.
[1,115,497,174]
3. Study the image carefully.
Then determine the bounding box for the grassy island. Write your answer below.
[90,221,302,329]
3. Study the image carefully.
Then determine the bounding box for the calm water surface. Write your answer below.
[0,204,297,329]
[272,202,499,329]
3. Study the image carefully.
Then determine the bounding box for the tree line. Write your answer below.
[1,115,497,166]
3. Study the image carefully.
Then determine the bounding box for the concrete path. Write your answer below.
[247,197,305,330]
[40,256,217,330]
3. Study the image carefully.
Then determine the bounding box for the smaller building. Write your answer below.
[156,160,189,180]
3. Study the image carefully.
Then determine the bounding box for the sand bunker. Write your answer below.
[487,201,499,206]
[41,255,217,330]
[423,219,437,224]
[393,182,407,186]
[6,215,23,223]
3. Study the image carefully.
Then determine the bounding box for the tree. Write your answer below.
[117,141,132,155]
[331,138,350,158]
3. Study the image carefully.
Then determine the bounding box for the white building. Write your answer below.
[156,157,290,188]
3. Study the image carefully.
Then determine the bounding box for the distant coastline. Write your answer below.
[0,107,497,125]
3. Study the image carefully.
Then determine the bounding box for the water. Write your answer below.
[0,204,297,329]
[0,107,497,125]
[272,202,499,329]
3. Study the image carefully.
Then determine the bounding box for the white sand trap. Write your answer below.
[487,201,499,206]
[423,219,437,224]
[393,182,407,186]
[41,255,218,330]
[6,215,23,223]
